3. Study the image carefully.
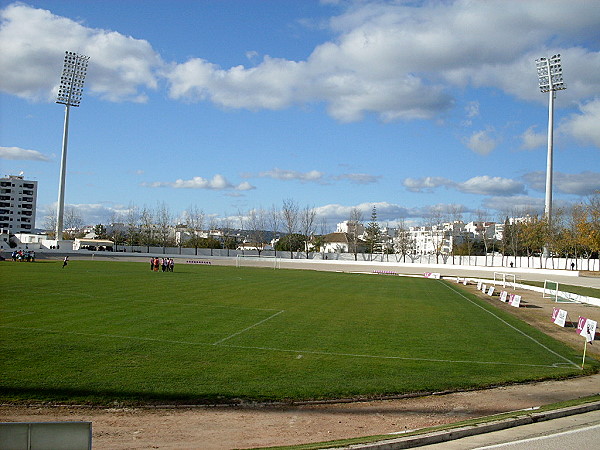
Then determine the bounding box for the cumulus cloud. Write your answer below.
[560,98,600,148]
[333,173,381,184]
[0,146,51,161]
[0,3,163,102]
[465,129,499,155]
[404,175,524,196]
[403,176,453,193]
[144,174,255,191]
[3,1,600,128]
[520,125,547,150]
[482,195,545,216]
[315,202,412,223]
[522,171,600,196]
[457,176,525,196]
[162,0,600,121]
[256,168,325,182]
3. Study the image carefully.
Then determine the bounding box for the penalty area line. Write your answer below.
[216,343,571,369]
[440,281,580,369]
[212,310,285,345]
[0,324,575,369]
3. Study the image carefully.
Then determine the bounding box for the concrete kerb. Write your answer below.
[337,400,600,449]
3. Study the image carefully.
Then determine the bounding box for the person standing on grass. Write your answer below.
[150,257,154,271]
[62,255,69,268]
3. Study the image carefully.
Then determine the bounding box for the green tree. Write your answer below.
[275,233,305,252]
[93,224,107,239]
[364,206,381,257]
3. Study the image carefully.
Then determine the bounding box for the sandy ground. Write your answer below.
[2,280,599,449]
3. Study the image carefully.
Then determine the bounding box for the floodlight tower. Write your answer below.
[55,51,90,241]
[535,54,566,232]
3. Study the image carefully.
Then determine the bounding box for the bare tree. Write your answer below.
[155,201,173,253]
[220,214,235,255]
[475,209,494,266]
[348,207,364,261]
[300,205,317,258]
[185,204,205,255]
[139,205,154,252]
[281,199,299,258]
[427,207,444,264]
[207,215,220,256]
[43,207,57,239]
[268,204,281,256]
[394,218,412,262]
[125,202,140,250]
[318,216,329,258]
[247,207,268,256]
[237,208,246,233]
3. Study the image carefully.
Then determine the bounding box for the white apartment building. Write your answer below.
[0,174,37,234]
[336,220,365,237]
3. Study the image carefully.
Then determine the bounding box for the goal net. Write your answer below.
[493,272,516,289]
[543,280,559,301]
[235,254,281,269]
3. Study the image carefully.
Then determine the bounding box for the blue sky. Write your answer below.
[1,0,599,231]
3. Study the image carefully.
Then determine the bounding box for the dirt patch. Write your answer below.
[2,281,599,449]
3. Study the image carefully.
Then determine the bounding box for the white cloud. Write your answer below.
[404,175,524,196]
[0,146,51,161]
[0,3,163,102]
[520,125,547,150]
[465,129,499,155]
[482,195,545,216]
[560,98,600,148]
[257,168,325,182]
[457,176,525,196]
[315,201,412,223]
[144,174,255,191]
[522,171,600,196]
[403,176,453,193]
[4,1,600,124]
[334,173,381,184]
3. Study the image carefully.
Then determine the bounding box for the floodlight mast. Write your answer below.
[55,51,89,241]
[535,54,566,238]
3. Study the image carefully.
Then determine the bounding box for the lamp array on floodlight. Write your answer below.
[56,51,90,107]
[536,54,566,93]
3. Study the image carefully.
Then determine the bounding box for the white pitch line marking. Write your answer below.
[440,281,580,369]
[0,325,572,369]
[212,310,285,345]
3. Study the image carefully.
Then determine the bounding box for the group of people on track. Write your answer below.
[150,257,174,272]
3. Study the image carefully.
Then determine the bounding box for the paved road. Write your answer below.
[417,409,600,449]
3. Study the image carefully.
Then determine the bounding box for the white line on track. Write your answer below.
[476,423,600,448]
[439,281,580,369]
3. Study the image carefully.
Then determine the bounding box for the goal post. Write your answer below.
[493,272,516,290]
[235,254,281,269]
[543,280,559,301]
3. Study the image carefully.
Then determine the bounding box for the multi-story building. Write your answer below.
[0,174,37,234]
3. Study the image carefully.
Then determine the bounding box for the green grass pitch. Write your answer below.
[1,260,594,405]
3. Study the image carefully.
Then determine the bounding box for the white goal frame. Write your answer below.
[543,280,560,301]
[235,254,281,269]
[493,272,516,290]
